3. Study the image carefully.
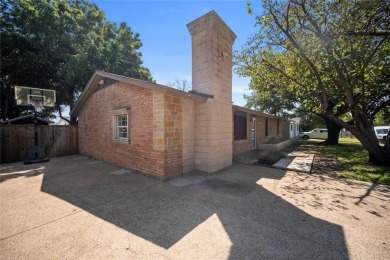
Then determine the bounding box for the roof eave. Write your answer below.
[233,105,286,120]
[70,71,208,118]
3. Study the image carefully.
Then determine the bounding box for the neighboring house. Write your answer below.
[1,114,53,125]
[289,117,301,138]
[70,11,289,180]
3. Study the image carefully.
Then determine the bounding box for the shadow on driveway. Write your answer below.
[1,156,349,259]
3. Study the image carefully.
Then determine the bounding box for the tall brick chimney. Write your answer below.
[187,11,237,172]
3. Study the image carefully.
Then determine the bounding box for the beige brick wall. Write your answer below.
[233,139,251,155]
[182,99,196,173]
[188,11,236,173]
[268,118,278,137]
[152,92,183,178]
[165,94,183,177]
[255,116,284,146]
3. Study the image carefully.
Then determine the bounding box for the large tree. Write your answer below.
[236,0,390,165]
[1,0,153,123]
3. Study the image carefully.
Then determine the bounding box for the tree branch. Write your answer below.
[342,31,390,37]
[369,99,390,118]
[56,104,70,124]
[268,4,326,92]
[362,36,388,71]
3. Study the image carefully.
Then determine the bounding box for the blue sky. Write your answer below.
[92,0,260,106]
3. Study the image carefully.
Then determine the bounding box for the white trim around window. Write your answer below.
[110,108,130,144]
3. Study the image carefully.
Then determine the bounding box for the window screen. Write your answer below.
[234,115,247,140]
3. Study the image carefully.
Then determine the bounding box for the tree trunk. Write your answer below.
[56,105,71,124]
[1,98,8,121]
[70,116,78,125]
[347,117,388,165]
[322,113,389,165]
[351,128,387,164]
[323,117,342,145]
[68,100,78,125]
[383,132,390,164]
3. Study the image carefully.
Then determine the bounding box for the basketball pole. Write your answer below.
[24,100,49,165]
[34,108,38,146]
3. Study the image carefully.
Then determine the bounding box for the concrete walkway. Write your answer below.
[1,155,389,259]
[272,152,315,173]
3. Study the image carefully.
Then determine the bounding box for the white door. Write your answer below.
[251,118,257,150]
[289,124,294,138]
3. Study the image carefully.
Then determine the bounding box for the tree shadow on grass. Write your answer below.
[37,157,349,259]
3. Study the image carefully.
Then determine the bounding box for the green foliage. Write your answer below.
[294,112,325,132]
[235,0,390,164]
[244,87,294,117]
[373,110,390,126]
[237,0,389,118]
[1,0,153,121]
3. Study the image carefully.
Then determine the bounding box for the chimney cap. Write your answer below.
[187,10,236,44]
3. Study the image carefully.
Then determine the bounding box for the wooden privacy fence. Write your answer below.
[1,125,78,163]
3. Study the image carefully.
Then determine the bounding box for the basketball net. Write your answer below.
[30,97,45,112]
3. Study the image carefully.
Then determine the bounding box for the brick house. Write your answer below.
[70,11,289,180]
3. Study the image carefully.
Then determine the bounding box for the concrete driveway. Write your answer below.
[1,155,389,259]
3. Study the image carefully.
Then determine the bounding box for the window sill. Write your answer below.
[112,138,130,144]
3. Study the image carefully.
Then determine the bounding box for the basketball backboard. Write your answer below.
[15,86,56,107]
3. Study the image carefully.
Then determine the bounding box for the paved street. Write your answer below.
[1,155,389,259]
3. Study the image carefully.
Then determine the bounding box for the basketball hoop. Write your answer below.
[14,86,55,164]
[30,96,46,112]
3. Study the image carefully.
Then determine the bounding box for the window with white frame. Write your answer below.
[116,114,128,139]
[111,108,130,143]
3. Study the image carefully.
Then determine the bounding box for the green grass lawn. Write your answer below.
[304,138,390,185]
